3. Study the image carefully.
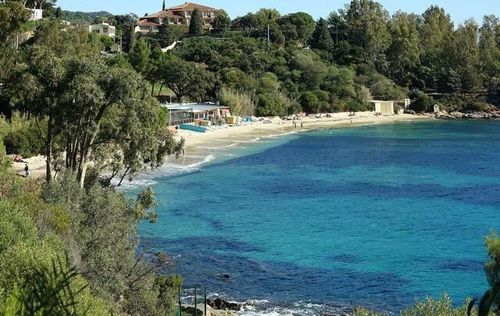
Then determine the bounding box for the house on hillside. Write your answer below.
[89,22,116,38]
[135,2,220,34]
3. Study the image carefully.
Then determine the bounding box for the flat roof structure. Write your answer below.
[162,103,231,126]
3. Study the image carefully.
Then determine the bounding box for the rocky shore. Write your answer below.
[428,110,500,120]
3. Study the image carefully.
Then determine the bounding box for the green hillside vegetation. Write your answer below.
[0,0,499,314]
[59,10,115,25]
[130,2,500,115]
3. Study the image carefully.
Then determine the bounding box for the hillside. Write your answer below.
[60,10,115,24]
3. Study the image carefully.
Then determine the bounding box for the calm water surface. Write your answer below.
[138,121,500,314]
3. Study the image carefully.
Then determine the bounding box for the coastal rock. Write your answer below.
[434,109,500,120]
[207,298,241,311]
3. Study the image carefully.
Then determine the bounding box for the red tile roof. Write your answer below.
[137,19,161,27]
[141,2,218,19]
[167,2,218,11]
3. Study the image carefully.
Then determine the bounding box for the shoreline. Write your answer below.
[8,112,433,181]
[169,112,432,170]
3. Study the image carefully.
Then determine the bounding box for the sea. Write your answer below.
[132,120,500,315]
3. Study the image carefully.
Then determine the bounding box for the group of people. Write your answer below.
[292,120,304,129]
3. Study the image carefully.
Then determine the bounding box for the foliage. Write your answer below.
[0,185,111,315]
[409,90,435,112]
[129,38,151,75]
[2,113,45,157]
[482,232,500,315]
[401,295,476,316]
[59,10,114,25]
[0,1,31,42]
[4,257,92,316]
[310,18,334,52]
[160,58,215,102]
[189,9,204,36]
[219,87,257,116]
[155,24,187,47]
[213,9,231,34]
[278,12,316,46]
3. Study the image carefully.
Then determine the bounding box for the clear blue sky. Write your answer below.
[57,0,498,25]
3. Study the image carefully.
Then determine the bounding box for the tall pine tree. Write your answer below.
[310,18,334,51]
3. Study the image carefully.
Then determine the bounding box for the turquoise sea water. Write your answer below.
[138,121,500,314]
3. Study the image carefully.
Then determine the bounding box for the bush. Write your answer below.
[219,87,257,116]
[347,100,370,112]
[465,101,494,112]
[400,295,475,316]
[409,91,435,113]
[1,113,45,157]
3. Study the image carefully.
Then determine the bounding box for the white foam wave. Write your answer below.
[117,154,216,190]
[199,142,240,149]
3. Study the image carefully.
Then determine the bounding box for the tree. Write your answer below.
[0,1,30,42]
[444,20,481,94]
[128,38,151,75]
[189,8,204,36]
[40,177,181,315]
[419,6,454,52]
[156,24,187,47]
[161,58,215,102]
[342,0,391,64]
[386,12,421,86]
[212,9,231,34]
[278,12,316,46]
[60,57,170,187]
[299,91,319,113]
[310,18,335,51]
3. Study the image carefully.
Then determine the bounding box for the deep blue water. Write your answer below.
[138,121,500,314]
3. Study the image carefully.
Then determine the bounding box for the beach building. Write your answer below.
[371,100,395,115]
[163,103,230,126]
[89,22,116,38]
[135,2,220,34]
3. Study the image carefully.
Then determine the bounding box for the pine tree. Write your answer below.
[162,0,165,11]
[310,18,334,51]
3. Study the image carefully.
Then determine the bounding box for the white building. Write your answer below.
[88,22,116,38]
[371,100,395,115]
[29,8,43,21]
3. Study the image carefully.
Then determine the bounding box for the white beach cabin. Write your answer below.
[371,100,395,115]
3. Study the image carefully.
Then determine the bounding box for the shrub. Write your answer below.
[219,87,257,116]
[2,114,45,157]
[409,91,435,113]
[465,101,494,112]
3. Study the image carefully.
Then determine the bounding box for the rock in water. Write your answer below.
[207,298,241,311]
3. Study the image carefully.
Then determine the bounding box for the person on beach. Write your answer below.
[293,121,297,128]
[301,121,304,128]
[24,163,30,177]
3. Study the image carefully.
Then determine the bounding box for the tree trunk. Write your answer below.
[45,115,53,183]
[158,83,164,97]
[117,166,131,187]
[77,131,98,188]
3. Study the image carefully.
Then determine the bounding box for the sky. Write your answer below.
[57,0,498,25]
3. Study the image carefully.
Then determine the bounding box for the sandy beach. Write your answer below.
[8,112,432,179]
